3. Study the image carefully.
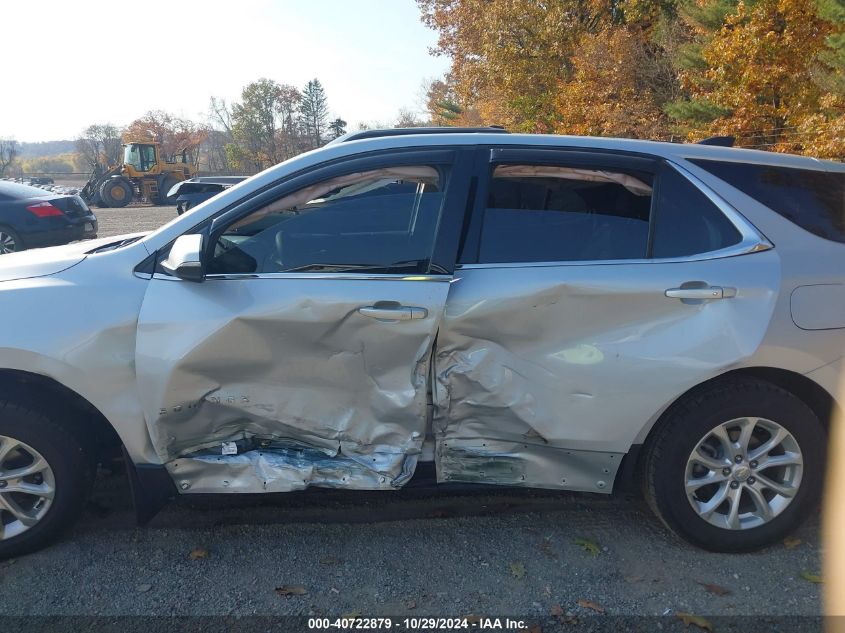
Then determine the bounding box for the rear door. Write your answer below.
[135,148,474,492]
[434,147,779,491]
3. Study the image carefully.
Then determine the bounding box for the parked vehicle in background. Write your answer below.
[80,142,197,208]
[169,176,247,215]
[0,181,97,254]
[0,128,841,557]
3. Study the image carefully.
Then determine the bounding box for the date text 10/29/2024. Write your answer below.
[307,618,529,630]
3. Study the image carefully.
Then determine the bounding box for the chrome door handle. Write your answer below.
[358,306,428,321]
[665,286,736,300]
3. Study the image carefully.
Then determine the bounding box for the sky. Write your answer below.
[1,0,450,142]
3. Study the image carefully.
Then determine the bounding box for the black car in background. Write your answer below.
[0,181,98,254]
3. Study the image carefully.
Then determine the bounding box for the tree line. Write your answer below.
[0,78,349,178]
[418,0,845,158]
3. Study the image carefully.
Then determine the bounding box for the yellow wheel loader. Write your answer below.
[81,142,197,208]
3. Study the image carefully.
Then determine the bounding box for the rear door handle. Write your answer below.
[665,286,737,300]
[358,306,428,321]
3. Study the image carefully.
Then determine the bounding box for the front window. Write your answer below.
[207,165,447,275]
[124,144,157,171]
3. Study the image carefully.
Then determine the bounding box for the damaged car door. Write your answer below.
[433,148,778,491]
[135,149,471,493]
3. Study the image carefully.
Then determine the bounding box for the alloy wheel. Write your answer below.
[0,435,55,540]
[685,417,803,530]
[0,232,17,254]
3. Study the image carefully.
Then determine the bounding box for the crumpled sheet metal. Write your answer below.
[433,258,779,490]
[170,444,418,493]
[136,277,448,492]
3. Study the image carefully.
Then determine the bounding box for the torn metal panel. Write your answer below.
[434,253,781,490]
[135,276,450,491]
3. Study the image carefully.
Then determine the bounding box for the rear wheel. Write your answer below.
[99,179,133,208]
[157,176,180,205]
[0,227,23,254]
[0,403,93,558]
[642,379,825,551]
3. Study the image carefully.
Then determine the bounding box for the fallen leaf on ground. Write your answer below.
[801,571,824,584]
[136,584,152,593]
[574,538,600,556]
[275,585,308,597]
[550,605,565,616]
[319,556,340,565]
[465,614,482,624]
[698,582,731,596]
[342,611,362,619]
[538,538,557,560]
[783,537,802,549]
[509,562,527,579]
[405,599,417,610]
[577,599,605,614]
[189,547,209,560]
[676,612,714,632]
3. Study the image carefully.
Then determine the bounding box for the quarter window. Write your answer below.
[207,166,447,275]
[650,163,742,258]
[477,165,653,263]
[689,159,845,245]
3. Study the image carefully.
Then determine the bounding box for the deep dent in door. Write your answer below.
[432,256,780,491]
[135,278,447,493]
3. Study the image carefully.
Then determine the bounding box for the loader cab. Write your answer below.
[123,143,159,173]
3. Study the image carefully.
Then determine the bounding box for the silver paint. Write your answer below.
[0,132,840,496]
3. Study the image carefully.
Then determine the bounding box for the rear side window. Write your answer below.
[650,164,742,258]
[689,159,845,244]
[478,165,653,263]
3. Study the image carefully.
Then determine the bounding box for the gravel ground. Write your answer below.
[93,203,178,238]
[0,469,824,620]
[1,203,825,626]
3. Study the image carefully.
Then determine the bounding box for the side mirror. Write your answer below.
[161,234,205,282]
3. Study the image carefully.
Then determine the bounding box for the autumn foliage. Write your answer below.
[419,0,845,158]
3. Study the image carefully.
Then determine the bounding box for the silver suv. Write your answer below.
[0,129,842,556]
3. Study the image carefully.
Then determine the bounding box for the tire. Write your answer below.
[157,176,180,205]
[0,226,24,254]
[0,402,93,558]
[642,378,826,552]
[99,178,133,208]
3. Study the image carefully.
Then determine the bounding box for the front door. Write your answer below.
[433,148,779,492]
[135,149,472,492]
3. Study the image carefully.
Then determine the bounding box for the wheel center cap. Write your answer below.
[734,465,751,482]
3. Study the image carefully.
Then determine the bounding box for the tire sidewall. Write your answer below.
[0,409,91,558]
[650,385,826,551]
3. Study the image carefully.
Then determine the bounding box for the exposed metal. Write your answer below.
[0,435,55,540]
[685,417,803,530]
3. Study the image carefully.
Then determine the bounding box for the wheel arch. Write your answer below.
[615,366,839,491]
[0,368,122,464]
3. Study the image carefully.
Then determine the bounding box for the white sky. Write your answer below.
[2,0,449,142]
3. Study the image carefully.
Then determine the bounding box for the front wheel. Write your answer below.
[642,379,826,552]
[0,403,93,558]
[99,179,133,208]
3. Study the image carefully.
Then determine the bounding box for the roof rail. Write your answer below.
[327,126,508,146]
[697,135,735,147]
